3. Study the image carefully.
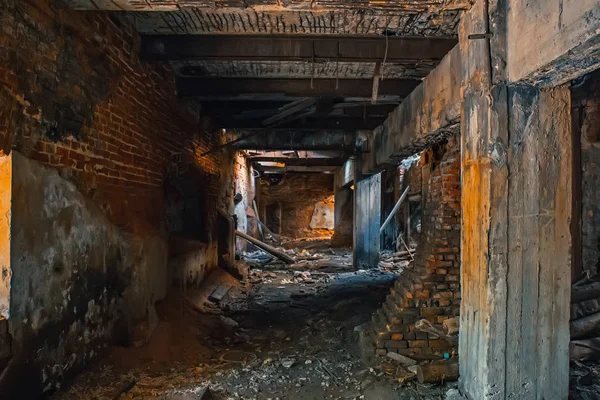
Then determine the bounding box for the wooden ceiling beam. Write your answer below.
[142,35,457,63]
[177,78,420,98]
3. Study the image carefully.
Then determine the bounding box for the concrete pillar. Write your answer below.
[459,2,572,398]
[331,187,353,247]
[353,160,381,269]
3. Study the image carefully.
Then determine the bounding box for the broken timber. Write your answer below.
[417,359,459,384]
[235,230,295,264]
[379,186,409,235]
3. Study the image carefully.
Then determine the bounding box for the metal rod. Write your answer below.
[379,186,410,235]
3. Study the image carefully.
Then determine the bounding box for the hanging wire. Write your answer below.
[335,41,340,90]
[382,32,389,81]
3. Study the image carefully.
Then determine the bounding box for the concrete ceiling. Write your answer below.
[65,0,468,162]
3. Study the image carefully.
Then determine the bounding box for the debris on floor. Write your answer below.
[54,241,459,400]
[570,360,600,400]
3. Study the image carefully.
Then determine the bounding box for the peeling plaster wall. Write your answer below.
[10,153,167,393]
[0,0,229,394]
[169,238,218,291]
[260,174,334,238]
[233,152,256,252]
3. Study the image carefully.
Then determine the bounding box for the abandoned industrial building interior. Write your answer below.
[1,0,600,399]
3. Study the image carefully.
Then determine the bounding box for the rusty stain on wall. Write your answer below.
[0,155,11,318]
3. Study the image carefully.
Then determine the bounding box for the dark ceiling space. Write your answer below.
[66,0,464,171]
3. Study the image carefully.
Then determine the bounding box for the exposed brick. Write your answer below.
[365,135,461,357]
[408,340,428,348]
[385,340,408,349]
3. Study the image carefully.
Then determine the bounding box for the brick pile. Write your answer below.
[366,134,461,359]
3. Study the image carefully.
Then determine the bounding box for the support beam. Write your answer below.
[254,165,338,173]
[177,78,420,98]
[232,130,356,151]
[334,158,355,189]
[331,185,354,247]
[353,161,381,269]
[143,35,458,63]
[65,0,471,12]
[459,1,573,399]
[235,230,295,264]
[216,116,387,130]
[507,0,600,86]
[250,157,345,167]
[362,45,461,175]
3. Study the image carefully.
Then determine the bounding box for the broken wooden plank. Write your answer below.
[379,186,410,235]
[417,359,459,384]
[209,285,232,302]
[571,297,600,321]
[572,282,600,303]
[443,317,459,336]
[387,352,417,367]
[235,230,295,264]
[571,312,600,339]
[414,319,457,344]
[570,337,600,361]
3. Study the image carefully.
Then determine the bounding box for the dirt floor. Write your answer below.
[53,241,457,400]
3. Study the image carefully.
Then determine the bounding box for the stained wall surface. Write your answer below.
[0,0,229,393]
[260,174,334,239]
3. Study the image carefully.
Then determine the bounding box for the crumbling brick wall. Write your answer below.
[1,0,225,233]
[233,152,257,251]
[572,69,600,276]
[0,0,230,394]
[260,174,334,239]
[366,134,461,359]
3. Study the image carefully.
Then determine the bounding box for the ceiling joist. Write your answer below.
[142,35,457,63]
[177,78,420,98]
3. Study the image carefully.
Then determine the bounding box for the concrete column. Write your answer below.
[353,160,381,269]
[459,2,572,399]
[331,187,353,247]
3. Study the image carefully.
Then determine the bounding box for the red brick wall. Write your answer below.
[367,134,461,358]
[0,1,232,393]
[260,174,334,239]
[0,0,224,235]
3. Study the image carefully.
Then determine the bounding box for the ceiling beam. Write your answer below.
[142,35,457,63]
[250,157,345,167]
[65,0,471,12]
[246,150,344,159]
[216,116,386,130]
[178,78,420,98]
[255,165,338,173]
[232,130,356,150]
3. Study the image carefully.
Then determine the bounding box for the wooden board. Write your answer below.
[235,230,295,264]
